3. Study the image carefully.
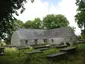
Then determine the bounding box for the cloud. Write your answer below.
[14,0,81,35]
[15,0,49,21]
[57,0,81,35]
[48,0,81,35]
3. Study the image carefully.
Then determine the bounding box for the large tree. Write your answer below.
[5,20,24,43]
[43,14,69,29]
[24,18,42,29]
[14,20,24,29]
[32,18,42,29]
[75,0,85,38]
[24,20,33,28]
[0,0,33,41]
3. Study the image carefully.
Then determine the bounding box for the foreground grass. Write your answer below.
[29,45,85,64]
[0,43,85,64]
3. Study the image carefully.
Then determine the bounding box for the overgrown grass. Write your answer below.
[4,47,19,57]
[0,43,85,64]
[43,48,60,55]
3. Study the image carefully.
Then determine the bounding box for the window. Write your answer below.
[70,38,72,40]
[43,39,46,42]
[43,39,48,42]
[43,39,47,44]
[52,39,54,42]
[25,40,28,44]
[34,39,38,44]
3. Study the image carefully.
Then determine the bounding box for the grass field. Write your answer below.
[0,43,85,64]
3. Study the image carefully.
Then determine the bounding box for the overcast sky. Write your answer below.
[14,0,81,36]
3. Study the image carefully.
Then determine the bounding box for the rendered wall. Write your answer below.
[11,32,21,46]
[20,40,35,46]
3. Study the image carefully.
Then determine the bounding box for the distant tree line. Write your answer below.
[24,14,69,29]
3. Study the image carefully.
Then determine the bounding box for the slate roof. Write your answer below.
[15,27,75,40]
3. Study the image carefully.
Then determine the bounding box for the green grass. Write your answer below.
[43,48,60,55]
[0,43,85,64]
[4,47,19,57]
[78,43,85,49]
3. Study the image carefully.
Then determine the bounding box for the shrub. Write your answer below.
[0,42,6,47]
[4,47,19,56]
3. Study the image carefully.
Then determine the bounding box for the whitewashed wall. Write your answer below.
[11,27,76,46]
[53,38,64,44]
[37,39,45,44]
[11,32,20,46]
[20,40,35,46]
[47,39,53,44]
[27,40,34,45]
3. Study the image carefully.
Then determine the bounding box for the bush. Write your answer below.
[0,42,6,47]
[4,47,19,56]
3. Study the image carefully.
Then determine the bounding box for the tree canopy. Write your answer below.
[24,20,33,28]
[5,20,24,43]
[0,0,33,41]
[24,14,69,29]
[43,14,69,29]
[24,18,42,29]
[32,18,42,29]
[13,20,24,30]
[75,0,85,38]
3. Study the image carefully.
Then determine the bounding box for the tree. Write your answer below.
[4,20,24,44]
[14,20,24,29]
[43,14,55,29]
[55,14,69,27]
[32,18,42,29]
[75,0,85,38]
[43,14,69,29]
[24,18,42,29]
[24,20,33,28]
[0,0,34,41]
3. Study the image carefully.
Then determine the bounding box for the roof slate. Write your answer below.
[15,27,74,40]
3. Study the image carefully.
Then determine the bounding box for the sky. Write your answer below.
[14,0,81,36]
